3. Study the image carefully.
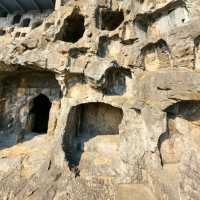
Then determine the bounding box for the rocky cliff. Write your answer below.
[0,0,200,199]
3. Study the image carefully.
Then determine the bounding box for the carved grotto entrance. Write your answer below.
[0,71,60,149]
[63,102,123,178]
[158,101,200,166]
[28,94,52,133]
[56,8,85,43]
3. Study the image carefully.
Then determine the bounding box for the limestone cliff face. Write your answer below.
[0,0,200,199]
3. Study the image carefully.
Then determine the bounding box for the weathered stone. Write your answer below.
[0,0,200,199]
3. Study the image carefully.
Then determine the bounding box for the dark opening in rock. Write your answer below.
[63,102,123,175]
[97,36,110,57]
[102,68,132,95]
[134,18,148,33]
[12,14,22,25]
[57,10,85,43]
[0,30,5,36]
[15,32,20,38]
[21,33,26,37]
[21,18,31,27]
[68,47,88,58]
[96,8,124,31]
[52,0,56,7]
[30,94,52,133]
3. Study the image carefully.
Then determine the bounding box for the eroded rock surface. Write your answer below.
[0,0,200,199]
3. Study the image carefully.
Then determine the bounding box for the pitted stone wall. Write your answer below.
[0,0,199,200]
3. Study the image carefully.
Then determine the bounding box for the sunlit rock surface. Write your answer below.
[0,0,200,199]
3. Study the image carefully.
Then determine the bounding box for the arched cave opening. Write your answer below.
[102,68,132,95]
[21,18,31,27]
[29,94,52,133]
[63,102,123,176]
[0,72,60,149]
[12,14,22,25]
[0,30,5,36]
[142,39,171,71]
[21,33,26,37]
[96,8,124,31]
[57,10,85,43]
[15,32,20,38]
[158,101,200,166]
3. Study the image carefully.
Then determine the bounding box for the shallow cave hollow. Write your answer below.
[103,68,132,95]
[158,100,200,166]
[12,14,22,25]
[96,8,124,31]
[58,10,85,43]
[142,39,171,70]
[21,18,31,27]
[63,102,123,173]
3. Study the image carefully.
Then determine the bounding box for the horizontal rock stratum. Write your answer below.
[0,0,199,199]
